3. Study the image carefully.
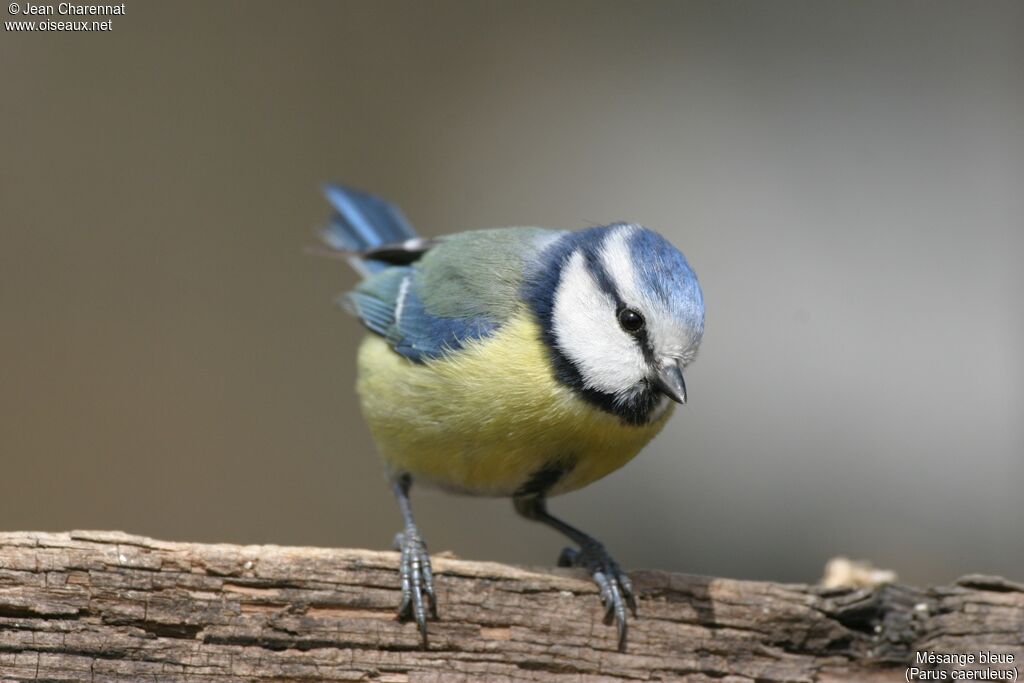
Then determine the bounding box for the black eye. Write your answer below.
[617,307,645,333]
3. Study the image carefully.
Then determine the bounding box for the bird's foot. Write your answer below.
[393,527,438,646]
[558,541,637,651]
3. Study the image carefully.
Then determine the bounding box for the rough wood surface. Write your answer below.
[0,531,1020,682]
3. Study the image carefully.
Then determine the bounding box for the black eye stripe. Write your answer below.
[617,305,657,365]
[583,251,623,308]
[583,250,657,361]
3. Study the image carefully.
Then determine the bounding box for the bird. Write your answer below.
[319,185,704,651]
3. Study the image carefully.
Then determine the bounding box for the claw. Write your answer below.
[619,573,638,617]
[557,546,578,567]
[395,527,436,647]
[559,542,635,652]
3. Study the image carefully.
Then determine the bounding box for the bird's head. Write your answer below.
[526,223,704,425]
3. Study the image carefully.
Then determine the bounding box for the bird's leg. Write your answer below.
[513,495,637,651]
[391,473,437,646]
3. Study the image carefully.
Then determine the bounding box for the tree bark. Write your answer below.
[0,531,1020,682]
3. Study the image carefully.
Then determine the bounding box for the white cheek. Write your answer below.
[552,251,647,396]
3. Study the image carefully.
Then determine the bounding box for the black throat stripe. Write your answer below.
[514,459,576,499]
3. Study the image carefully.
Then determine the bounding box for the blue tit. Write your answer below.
[320,185,704,651]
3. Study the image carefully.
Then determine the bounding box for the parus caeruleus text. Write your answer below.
[320,185,704,651]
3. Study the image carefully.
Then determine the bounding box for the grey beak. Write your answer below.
[653,361,687,404]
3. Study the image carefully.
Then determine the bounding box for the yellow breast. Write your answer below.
[355,310,672,497]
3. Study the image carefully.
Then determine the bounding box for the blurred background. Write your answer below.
[2,1,1021,586]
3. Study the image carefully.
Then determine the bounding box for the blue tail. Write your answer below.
[320,184,418,274]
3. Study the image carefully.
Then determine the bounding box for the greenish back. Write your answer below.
[417,227,560,320]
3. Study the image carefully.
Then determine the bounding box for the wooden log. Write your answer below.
[0,531,1020,682]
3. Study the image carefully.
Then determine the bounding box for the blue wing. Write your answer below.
[321,186,564,362]
[348,264,501,363]
[344,227,561,363]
